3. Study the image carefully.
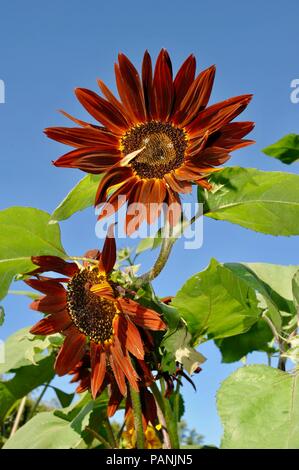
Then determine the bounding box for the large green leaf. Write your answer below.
[0,207,66,300]
[3,392,109,449]
[263,134,299,164]
[50,174,103,223]
[215,319,273,363]
[198,167,299,235]
[171,259,261,341]
[0,327,37,375]
[217,365,299,449]
[0,355,55,421]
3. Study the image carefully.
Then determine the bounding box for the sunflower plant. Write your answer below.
[1,50,299,450]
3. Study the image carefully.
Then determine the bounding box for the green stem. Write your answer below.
[28,381,50,420]
[173,381,181,423]
[85,427,112,449]
[151,380,180,449]
[129,385,145,449]
[104,417,117,448]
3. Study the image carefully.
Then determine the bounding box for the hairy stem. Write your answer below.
[129,385,145,449]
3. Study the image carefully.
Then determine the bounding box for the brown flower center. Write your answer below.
[67,267,119,344]
[121,121,187,179]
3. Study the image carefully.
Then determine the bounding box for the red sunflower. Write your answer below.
[25,228,166,399]
[46,49,254,233]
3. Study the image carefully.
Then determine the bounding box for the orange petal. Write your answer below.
[118,298,166,331]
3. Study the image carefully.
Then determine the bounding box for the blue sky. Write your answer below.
[1,0,299,446]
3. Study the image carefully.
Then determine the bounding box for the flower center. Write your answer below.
[67,267,119,344]
[121,121,187,179]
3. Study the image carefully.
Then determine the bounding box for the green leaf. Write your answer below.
[50,174,103,223]
[171,259,261,341]
[136,230,162,255]
[215,318,274,363]
[0,327,57,375]
[0,355,55,421]
[217,365,299,449]
[0,207,66,301]
[292,269,299,308]
[263,134,299,164]
[0,306,4,326]
[52,387,75,408]
[3,392,108,449]
[198,167,299,235]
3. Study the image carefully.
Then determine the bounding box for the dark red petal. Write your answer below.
[109,351,127,396]
[174,65,216,126]
[190,146,231,167]
[59,109,101,128]
[142,50,154,119]
[30,256,78,277]
[101,224,116,274]
[187,94,253,138]
[24,278,65,295]
[153,49,173,121]
[116,53,146,123]
[111,336,139,389]
[125,180,146,236]
[75,88,129,134]
[108,384,123,417]
[94,166,133,206]
[97,79,134,126]
[53,147,121,174]
[116,316,144,360]
[164,173,192,194]
[45,126,118,148]
[165,187,182,227]
[29,292,67,314]
[90,342,106,399]
[206,121,255,151]
[118,298,166,331]
[55,329,86,376]
[97,177,135,220]
[173,54,196,114]
[30,310,72,335]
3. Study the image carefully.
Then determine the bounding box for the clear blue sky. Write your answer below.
[1,0,299,446]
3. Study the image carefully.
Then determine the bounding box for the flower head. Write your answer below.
[46,50,254,233]
[26,228,165,398]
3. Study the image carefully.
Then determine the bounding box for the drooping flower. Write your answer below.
[46,50,254,233]
[25,228,166,399]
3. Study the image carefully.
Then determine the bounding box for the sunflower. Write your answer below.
[46,49,254,233]
[25,228,166,399]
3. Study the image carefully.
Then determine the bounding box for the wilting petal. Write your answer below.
[55,328,86,376]
[90,342,106,399]
[30,309,71,335]
[118,298,166,331]
[108,384,123,417]
[109,351,127,396]
[110,337,139,391]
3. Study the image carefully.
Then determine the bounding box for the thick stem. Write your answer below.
[151,381,180,449]
[10,396,27,437]
[150,382,171,449]
[129,385,145,449]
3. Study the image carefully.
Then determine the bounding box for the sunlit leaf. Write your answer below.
[263,134,299,164]
[198,167,299,235]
